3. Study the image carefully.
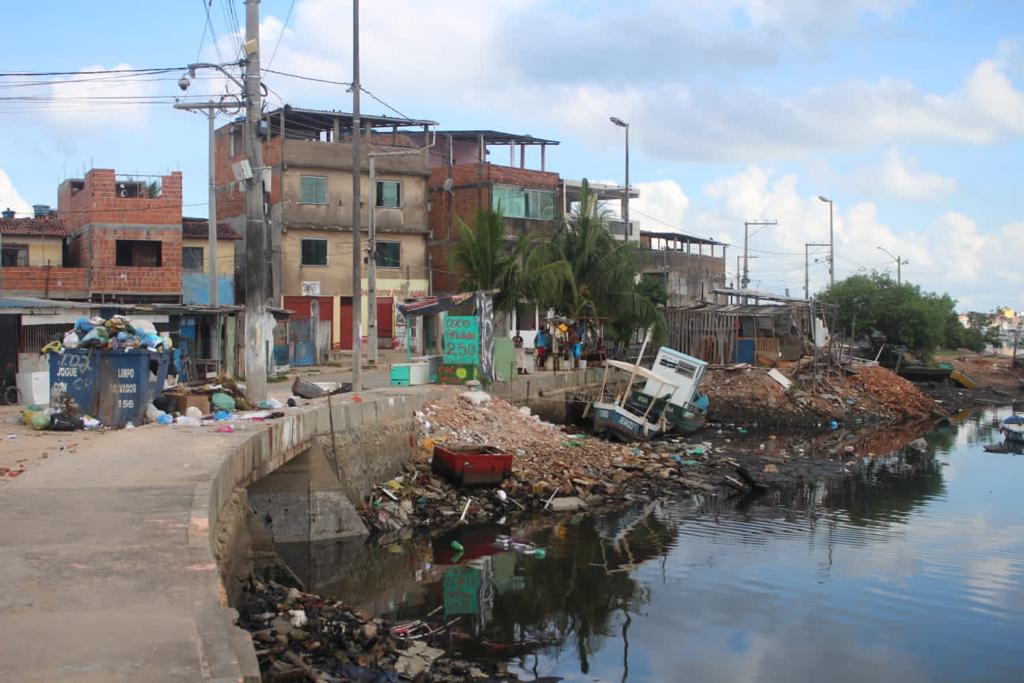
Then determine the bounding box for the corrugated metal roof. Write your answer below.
[0,216,67,238]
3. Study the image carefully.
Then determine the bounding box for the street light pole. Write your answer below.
[804,242,829,299]
[818,196,834,287]
[876,246,908,285]
[609,117,629,238]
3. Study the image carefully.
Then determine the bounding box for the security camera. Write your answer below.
[178,75,191,92]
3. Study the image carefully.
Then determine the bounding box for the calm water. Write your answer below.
[280,407,1024,682]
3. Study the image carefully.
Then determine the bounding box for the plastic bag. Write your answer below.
[211,392,236,412]
[176,415,201,427]
[63,331,80,349]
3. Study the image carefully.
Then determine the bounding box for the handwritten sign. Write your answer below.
[437,364,478,385]
[443,316,479,365]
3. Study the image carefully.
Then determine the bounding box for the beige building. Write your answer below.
[215,106,436,350]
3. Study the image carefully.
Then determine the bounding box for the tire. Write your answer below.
[4,385,21,406]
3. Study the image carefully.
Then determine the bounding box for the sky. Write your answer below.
[2,0,1023,311]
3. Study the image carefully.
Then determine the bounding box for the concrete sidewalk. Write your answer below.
[0,367,599,681]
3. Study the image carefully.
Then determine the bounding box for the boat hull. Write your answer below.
[592,402,662,442]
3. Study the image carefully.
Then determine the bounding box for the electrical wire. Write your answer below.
[265,0,297,70]
[261,67,350,86]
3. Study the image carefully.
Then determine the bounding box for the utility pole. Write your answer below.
[609,117,629,237]
[243,0,268,400]
[804,242,829,299]
[876,246,908,285]
[742,220,777,291]
[351,0,363,389]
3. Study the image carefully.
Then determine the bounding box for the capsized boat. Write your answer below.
[591,359,679,442]
[1001,414,1024,444]
[631,346,709,434]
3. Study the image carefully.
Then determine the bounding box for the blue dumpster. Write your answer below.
[49,348,172,427]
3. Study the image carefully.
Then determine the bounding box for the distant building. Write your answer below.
[0,213,87,299]
[636,230,728,306]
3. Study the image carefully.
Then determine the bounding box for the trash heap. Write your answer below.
[237,579,500,682]
[360,392,716,536]
[40,315,171,354]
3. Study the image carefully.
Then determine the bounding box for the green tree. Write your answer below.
[819,272,965,361]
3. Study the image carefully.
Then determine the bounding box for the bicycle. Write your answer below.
[1,365,22,406]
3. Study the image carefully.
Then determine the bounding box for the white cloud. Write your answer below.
[0,170,32,217]
[41,63,158,131]
[632,180,691,231]
[864,149,959,201]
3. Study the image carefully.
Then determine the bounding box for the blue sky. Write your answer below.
[2,1,1023,311]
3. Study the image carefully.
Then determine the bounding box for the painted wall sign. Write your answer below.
[443,315,480,365]
[437,363,478,385]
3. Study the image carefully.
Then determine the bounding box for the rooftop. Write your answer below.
[262,105,437,138]
[436,130,559,146]
[0,216,67,238]
[181,217,242,241]
[641,229,727,248]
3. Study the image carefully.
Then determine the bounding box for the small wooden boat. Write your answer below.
[591,359,679,441]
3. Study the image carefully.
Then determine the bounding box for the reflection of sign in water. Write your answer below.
[443,316,479,365]
[443,566,481,616]
[437,364,478,385]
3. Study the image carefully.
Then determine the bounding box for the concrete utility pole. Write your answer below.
[244,0,269,400]
[804,242,829,299]
[351,0,363,389]
[742,220,777,291]
[818,196,835,287]
[876,246,908,285]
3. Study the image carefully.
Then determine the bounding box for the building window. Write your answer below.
[182,246,204,272]
[301,238,328,266]
[375,241,401,268]
[115,240,161,267]
[376,181,401,208]
[300,175,328,205]
[492,185,555,220]
[1,243,28,267]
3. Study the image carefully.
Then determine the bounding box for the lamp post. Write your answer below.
[609,117,629,238]
[818,195,834,287]
[876,246,908,285]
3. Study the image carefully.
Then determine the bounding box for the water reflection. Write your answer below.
[278,406,1024,682]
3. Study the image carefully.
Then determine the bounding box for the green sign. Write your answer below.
[443,315,480,365]
[443,566,481,616]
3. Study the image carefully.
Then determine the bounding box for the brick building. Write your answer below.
[58,168,184,303]
[213,105,437,351]
[425,130,561,297]
[0,209,87,299]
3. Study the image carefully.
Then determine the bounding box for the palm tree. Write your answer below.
[536,180,665,344]
[450,207,571,314]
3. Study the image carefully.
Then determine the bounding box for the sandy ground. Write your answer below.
[0,405,88,483]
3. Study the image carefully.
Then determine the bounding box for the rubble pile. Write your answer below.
[237,579,507,682]
[852,365,937,419]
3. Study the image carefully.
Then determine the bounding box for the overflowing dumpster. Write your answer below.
[49,348,172,427]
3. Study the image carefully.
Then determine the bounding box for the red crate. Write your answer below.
[432,444,513,486]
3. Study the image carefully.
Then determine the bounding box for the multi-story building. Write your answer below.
[58,168,184,303]
[636,230,729,307]
[214,105,437,351]
[181,217,241,305]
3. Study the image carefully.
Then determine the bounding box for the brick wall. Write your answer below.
[1,267,88,297]
[88,226,182,294]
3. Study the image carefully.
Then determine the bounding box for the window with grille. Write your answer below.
[182,246,204,272]
[301,239,328,266]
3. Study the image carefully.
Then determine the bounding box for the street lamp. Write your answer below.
[818,195,834,286]
[610,116,630,238]
[876,246,908,285]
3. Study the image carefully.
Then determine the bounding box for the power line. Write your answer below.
[261,67,350,86]
[266,0,297,70]
[0,66,184,78]
[359,85,410,120]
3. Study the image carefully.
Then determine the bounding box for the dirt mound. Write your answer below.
[852,365,936,419]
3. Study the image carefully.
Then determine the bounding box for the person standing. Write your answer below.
[513,330,526,375]
[534,325,548,369]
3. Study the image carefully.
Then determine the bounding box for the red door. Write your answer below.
[339,297,354,350]
[376,297,394,348]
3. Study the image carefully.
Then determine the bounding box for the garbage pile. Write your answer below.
[705,363,940,430]
[236,579,499,682]
[40,315,171,354]
[21,394,101,432]
[360,393,724,536]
